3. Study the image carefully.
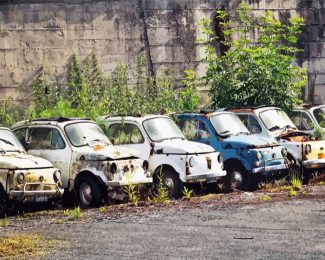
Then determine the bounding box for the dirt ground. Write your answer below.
[1,185,325,259]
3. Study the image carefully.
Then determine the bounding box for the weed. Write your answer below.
[288,188,297,197]
[0,234,56,258]
[260,194,272,201]
[290,170,303,191]
[63,207,82,220]
[99,207,106,214]
[0,218,11,227]
[183,186,193,199]
[153,171,169,204]
[122,173,140,207]
[259,178,290,192]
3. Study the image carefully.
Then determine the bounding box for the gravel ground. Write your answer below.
[1,185,325,259]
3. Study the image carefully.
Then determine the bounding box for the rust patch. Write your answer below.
[206,156,212,170]
[93,145,104,151]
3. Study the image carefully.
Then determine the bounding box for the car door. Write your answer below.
[106,122,151,160]
[27,126,71,188]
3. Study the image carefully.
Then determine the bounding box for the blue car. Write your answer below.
[175,111,289,190]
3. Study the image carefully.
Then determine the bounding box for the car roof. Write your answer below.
[226,106,280,114]
[176,110,235,118]
[11,117,94,129]
[99,114,170,123]
[294,104,325,111]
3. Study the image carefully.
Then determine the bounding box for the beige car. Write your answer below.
[0,127,63,217]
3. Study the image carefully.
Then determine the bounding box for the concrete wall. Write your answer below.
[0,0,324,107]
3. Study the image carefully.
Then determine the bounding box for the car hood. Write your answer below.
[222,134,278,149]
[76,144,140,160]
[0,152,53,170]
[154,139,215,154]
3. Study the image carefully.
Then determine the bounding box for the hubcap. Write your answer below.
[79,183,92,206]
[164,177,174,189]
[231,171,243,189]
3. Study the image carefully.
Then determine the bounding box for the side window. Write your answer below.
[290,111,314,130]
[290,111,302,129]
[177,119,211,140]
[14,128,28,148]
[237,114,249,128]
[29,128,65,150]
[108,124,144,145]
[130,126,144,144]
[247,115,262,134]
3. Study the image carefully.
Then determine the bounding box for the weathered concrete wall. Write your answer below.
[0,0,324,107]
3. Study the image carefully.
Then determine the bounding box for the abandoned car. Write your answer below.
[98,115,226,198]
[11,117,152,206]
[175,112,288,190]
[227,106,325,170]
[290,104,325,136]
[0,126,63,217]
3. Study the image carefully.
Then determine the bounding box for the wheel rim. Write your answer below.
[231,171,243,189]
[164,177,175,190]
[79,183,92,206]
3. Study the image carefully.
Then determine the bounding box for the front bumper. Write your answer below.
[252,164,288,174]
[302,159,325,169]
[185,170,227,183]
[9,182,64,200]
[108,177,153,187]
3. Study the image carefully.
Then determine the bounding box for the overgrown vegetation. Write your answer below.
[183,186,194,199]
[0,234,56,258]
[259,194,272,201]
[63,206,82,220]
[153,172,169,204]
[200,3,306,111]
[123,174,140,207]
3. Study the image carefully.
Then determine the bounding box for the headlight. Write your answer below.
[53,170,61,183]
[256,151,262,160]
[189,156,196,167]
[305,144,311,154]
[142,160,149,171]
[17,172,25,184]
[110,163,117,174]
[217,153,223,164]
[281,148,288,157]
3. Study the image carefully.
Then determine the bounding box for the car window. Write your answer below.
[108,123,144,145]
[177,119,211,140]
[13,128,28,148]
[29,128,65,150]
[238,115,262,134]
[290,111,314,131]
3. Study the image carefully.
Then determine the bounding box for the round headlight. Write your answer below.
[110,163,117,174]
[217,153,223,164]
[53,170,61,183]
[256,151,262,161]
[281,148,288,157]
[17,172,25,184]
[189,156,196,167]
[305,144,311,154]
[142,160,149,171]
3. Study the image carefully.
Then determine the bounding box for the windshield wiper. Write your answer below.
[235,131,250,136]
[0,138,14,146]
[88,139,109,146]
[219,130,231,135]
[283,125,295,130]
[169,137,184,140]
[269,125,280,131]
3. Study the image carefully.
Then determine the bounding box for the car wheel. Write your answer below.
[77,177,102,207]
[225,165,252,191]
[154,168,183,199]
[0,185,8,218]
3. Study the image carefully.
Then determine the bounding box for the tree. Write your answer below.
[201,3,306,111]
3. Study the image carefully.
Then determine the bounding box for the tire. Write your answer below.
[0,185,8,218]
[224,165,252,191]
[154,168,184,199]
[76,177,103,207]
[62,189,76,208]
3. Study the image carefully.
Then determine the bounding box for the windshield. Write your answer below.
[210,113,250,136]
[260,109,296,131]
[65,122,111,147]
[143,117,184,142]
[313,106,325,127]
[0,129,24,151]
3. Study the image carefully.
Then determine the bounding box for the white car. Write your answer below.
[11,118,152,207]
[290,104,325,136]
[98,115,226,198]
[0,127,63,217]
[228,106,325,169]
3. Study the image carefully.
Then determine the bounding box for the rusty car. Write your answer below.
[227,106,325,170]
[0,126,63,217]
[98,115,226,198]
[11,117,152,207]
